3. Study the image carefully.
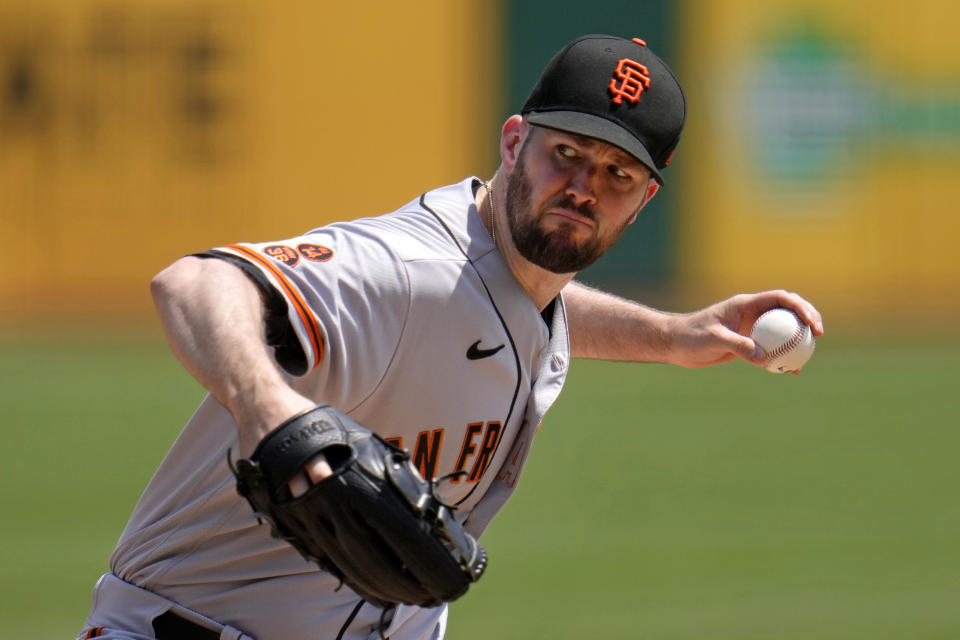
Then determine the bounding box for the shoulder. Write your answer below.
[326,179,482,264]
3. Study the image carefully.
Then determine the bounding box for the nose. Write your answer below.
[564,164,597,206]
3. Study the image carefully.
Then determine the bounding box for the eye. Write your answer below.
[556,144,577,159]
[608,165,631,180]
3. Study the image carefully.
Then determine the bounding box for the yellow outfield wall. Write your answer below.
[675,0,960,325]
[0,0,501,321]
[4,0,958,330]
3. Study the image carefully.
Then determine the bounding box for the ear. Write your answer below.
[500,115,526,176]
[626,177,661,225]
[645,178,661,201]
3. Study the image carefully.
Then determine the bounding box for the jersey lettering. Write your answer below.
[468,421,502,482]
[413,429,444,480]
[451,422,484,483]
[497,420,530,488]
[385,421,501,484]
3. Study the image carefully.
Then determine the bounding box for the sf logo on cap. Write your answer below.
[609,58,651,105]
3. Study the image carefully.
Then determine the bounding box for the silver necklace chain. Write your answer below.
[485,180,496,247]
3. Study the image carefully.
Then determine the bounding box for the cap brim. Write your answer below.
[526,110,665,183]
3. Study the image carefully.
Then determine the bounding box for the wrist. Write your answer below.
[653,312,682,365]
[230,383,316,454]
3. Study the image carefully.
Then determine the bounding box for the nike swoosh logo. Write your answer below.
[466,340,505,360]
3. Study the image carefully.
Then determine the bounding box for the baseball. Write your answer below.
[750,308,816,374]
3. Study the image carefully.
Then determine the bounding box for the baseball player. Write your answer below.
[78,35,823,640]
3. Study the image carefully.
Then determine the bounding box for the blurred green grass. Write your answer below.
[2,332,958,638]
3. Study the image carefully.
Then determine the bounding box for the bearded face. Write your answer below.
[504,136,640,274]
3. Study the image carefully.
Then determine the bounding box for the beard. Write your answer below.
[504,148,634,274]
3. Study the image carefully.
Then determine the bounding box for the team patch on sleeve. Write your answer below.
[264,245,300,267]
[224,243,325,369]
[262,243,334,266]
[298,243,334,262]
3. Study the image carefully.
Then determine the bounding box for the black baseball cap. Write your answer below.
[521,34,686,184]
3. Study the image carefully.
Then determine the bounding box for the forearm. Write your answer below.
[565,282,825,370]
[151,257,313,447]
[564,280,676,362]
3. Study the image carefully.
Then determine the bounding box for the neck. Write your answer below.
[479,176,576,311]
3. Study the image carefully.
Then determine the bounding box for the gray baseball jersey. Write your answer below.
[82,178,570,640]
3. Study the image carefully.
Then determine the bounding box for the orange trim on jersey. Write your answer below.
[84,628,105,639]
[227,244,324,368]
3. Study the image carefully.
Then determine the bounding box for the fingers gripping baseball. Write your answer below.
[670,291,822,370]
[727,328,765,364]
[750,307,817,374]
[725,291,821,373]
[732,290,824,337]
[699,324,761,367]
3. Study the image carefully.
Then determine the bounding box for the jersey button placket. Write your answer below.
[550,353,566,373]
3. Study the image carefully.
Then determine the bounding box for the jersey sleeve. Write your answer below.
[195,249,310,374]
[200,223,411,407]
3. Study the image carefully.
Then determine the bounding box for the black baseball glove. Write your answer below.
[230,405,487,609]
